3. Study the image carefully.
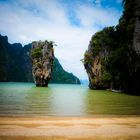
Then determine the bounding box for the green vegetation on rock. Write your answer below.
[0,35,80,84]
[31,47,42,59]
[50,58,80,84]
[84,0,140,94]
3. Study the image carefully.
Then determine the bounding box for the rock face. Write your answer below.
[0,34,32,82]
[83,0,140,94]
[133,0,140,54]
[84,29,111,89]
[31,41,54,87]
[0,34,80,84]
[84,52,102,89]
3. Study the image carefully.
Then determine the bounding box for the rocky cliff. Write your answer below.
[84,0,140,94]
[84,27,114,89]
[31,41,54,87]
[0,35,32,82]
[133,0,140,53]
[0,34,80,84]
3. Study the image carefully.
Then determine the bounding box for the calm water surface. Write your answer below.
[0,82,140,116]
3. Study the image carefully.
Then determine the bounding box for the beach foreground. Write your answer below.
[0,117,140,140]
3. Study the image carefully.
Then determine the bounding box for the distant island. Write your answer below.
[0,35,80,84]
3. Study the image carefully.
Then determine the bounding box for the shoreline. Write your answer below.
[1,114,140,118]
[0,116,140,139]
[1,114,140,117]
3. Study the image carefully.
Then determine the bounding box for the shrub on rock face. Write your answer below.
[31,40,54,87]
[31,47,42,59]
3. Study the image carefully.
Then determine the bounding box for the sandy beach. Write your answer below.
[0,116,140,140]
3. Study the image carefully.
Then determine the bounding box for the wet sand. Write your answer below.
[0,116,140,140]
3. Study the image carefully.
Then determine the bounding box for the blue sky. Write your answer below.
[0,0,123,80]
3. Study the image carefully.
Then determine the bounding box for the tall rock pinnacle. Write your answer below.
[31,40,54,87]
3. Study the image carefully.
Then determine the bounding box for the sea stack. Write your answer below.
[31,40,54,87]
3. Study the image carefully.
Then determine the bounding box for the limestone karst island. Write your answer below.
[31,41,54,87]
[83,0,140,94]
[0,0,140,139]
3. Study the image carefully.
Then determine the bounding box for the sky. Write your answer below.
[0,0,123,80]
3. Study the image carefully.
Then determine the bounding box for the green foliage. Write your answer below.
[0,36,80,84]
[50,58,80,84]
[84,51,93,64]
[89,27,116,57]
[0,35,33,82]
[47,41,54,48]
[31,47,42,58]
[101,70,111,82]
[84,0,140,93]
[84,27,116,69]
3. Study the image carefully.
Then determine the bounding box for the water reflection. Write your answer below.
[85,89,140,115]
[25,86,53,115]
[0,82,140,116]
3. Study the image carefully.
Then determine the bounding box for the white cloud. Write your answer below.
[76,4,120,28]
[0,0,121,80]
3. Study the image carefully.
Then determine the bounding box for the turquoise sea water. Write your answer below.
[0,82,140,116]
